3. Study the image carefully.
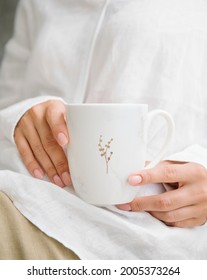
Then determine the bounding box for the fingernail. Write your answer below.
[117,204,132,211]
[128,175,142,185]
[57,132,68,147]
[34,169,44,180]
[53,175,64,188]
[62,172,72,186]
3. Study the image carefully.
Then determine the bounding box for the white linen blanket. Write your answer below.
[1,0,207,260]
[0,139,207,260]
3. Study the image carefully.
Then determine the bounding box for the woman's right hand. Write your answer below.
[14,100,72,187]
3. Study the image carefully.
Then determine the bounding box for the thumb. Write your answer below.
[128,161,165,186]
[128,161,188,186]
[46,101,69,147]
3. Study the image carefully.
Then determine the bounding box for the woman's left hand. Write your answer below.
[118,161,207,228]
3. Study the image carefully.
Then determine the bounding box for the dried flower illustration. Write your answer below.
[98,135,113,174]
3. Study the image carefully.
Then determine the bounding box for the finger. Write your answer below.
[116,204,132,211]
[128,162,207,186]
[23,124,65,187]
[45,101,69,147]
[129,187,196,212]
[150,204,199,223]
[37,121,72,186]
[14,129,44,179]
[164,216,207,228]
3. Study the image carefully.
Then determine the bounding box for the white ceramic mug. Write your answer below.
[66,104,174,205]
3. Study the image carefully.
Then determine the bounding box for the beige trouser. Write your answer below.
[0,192,79,260]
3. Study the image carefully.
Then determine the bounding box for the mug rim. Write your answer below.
[67,103,148,107]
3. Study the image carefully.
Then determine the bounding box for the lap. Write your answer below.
[0,191,79,260]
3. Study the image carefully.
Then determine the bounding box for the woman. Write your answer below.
[0,0,207,259]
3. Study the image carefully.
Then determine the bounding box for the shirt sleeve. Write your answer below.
[165,142,207,169]
[0,0,64,143]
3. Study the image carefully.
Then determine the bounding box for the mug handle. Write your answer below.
[145,110,175,169]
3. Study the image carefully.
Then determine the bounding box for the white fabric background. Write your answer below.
[1,0,207,259]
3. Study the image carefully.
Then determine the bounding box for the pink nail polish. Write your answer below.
[53,175,64,188]
[34,169,43,180]
[129,175,142,185]
[57,133,68,147]
[117,204,132,211]
[62,172,72,186]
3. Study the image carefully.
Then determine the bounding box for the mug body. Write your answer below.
[66,104,148,205]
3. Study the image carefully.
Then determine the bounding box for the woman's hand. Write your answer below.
[14,100,72,187]
[118,161,207,228]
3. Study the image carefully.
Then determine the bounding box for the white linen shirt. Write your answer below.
[1,0,207,165]
[1,0,207,260]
